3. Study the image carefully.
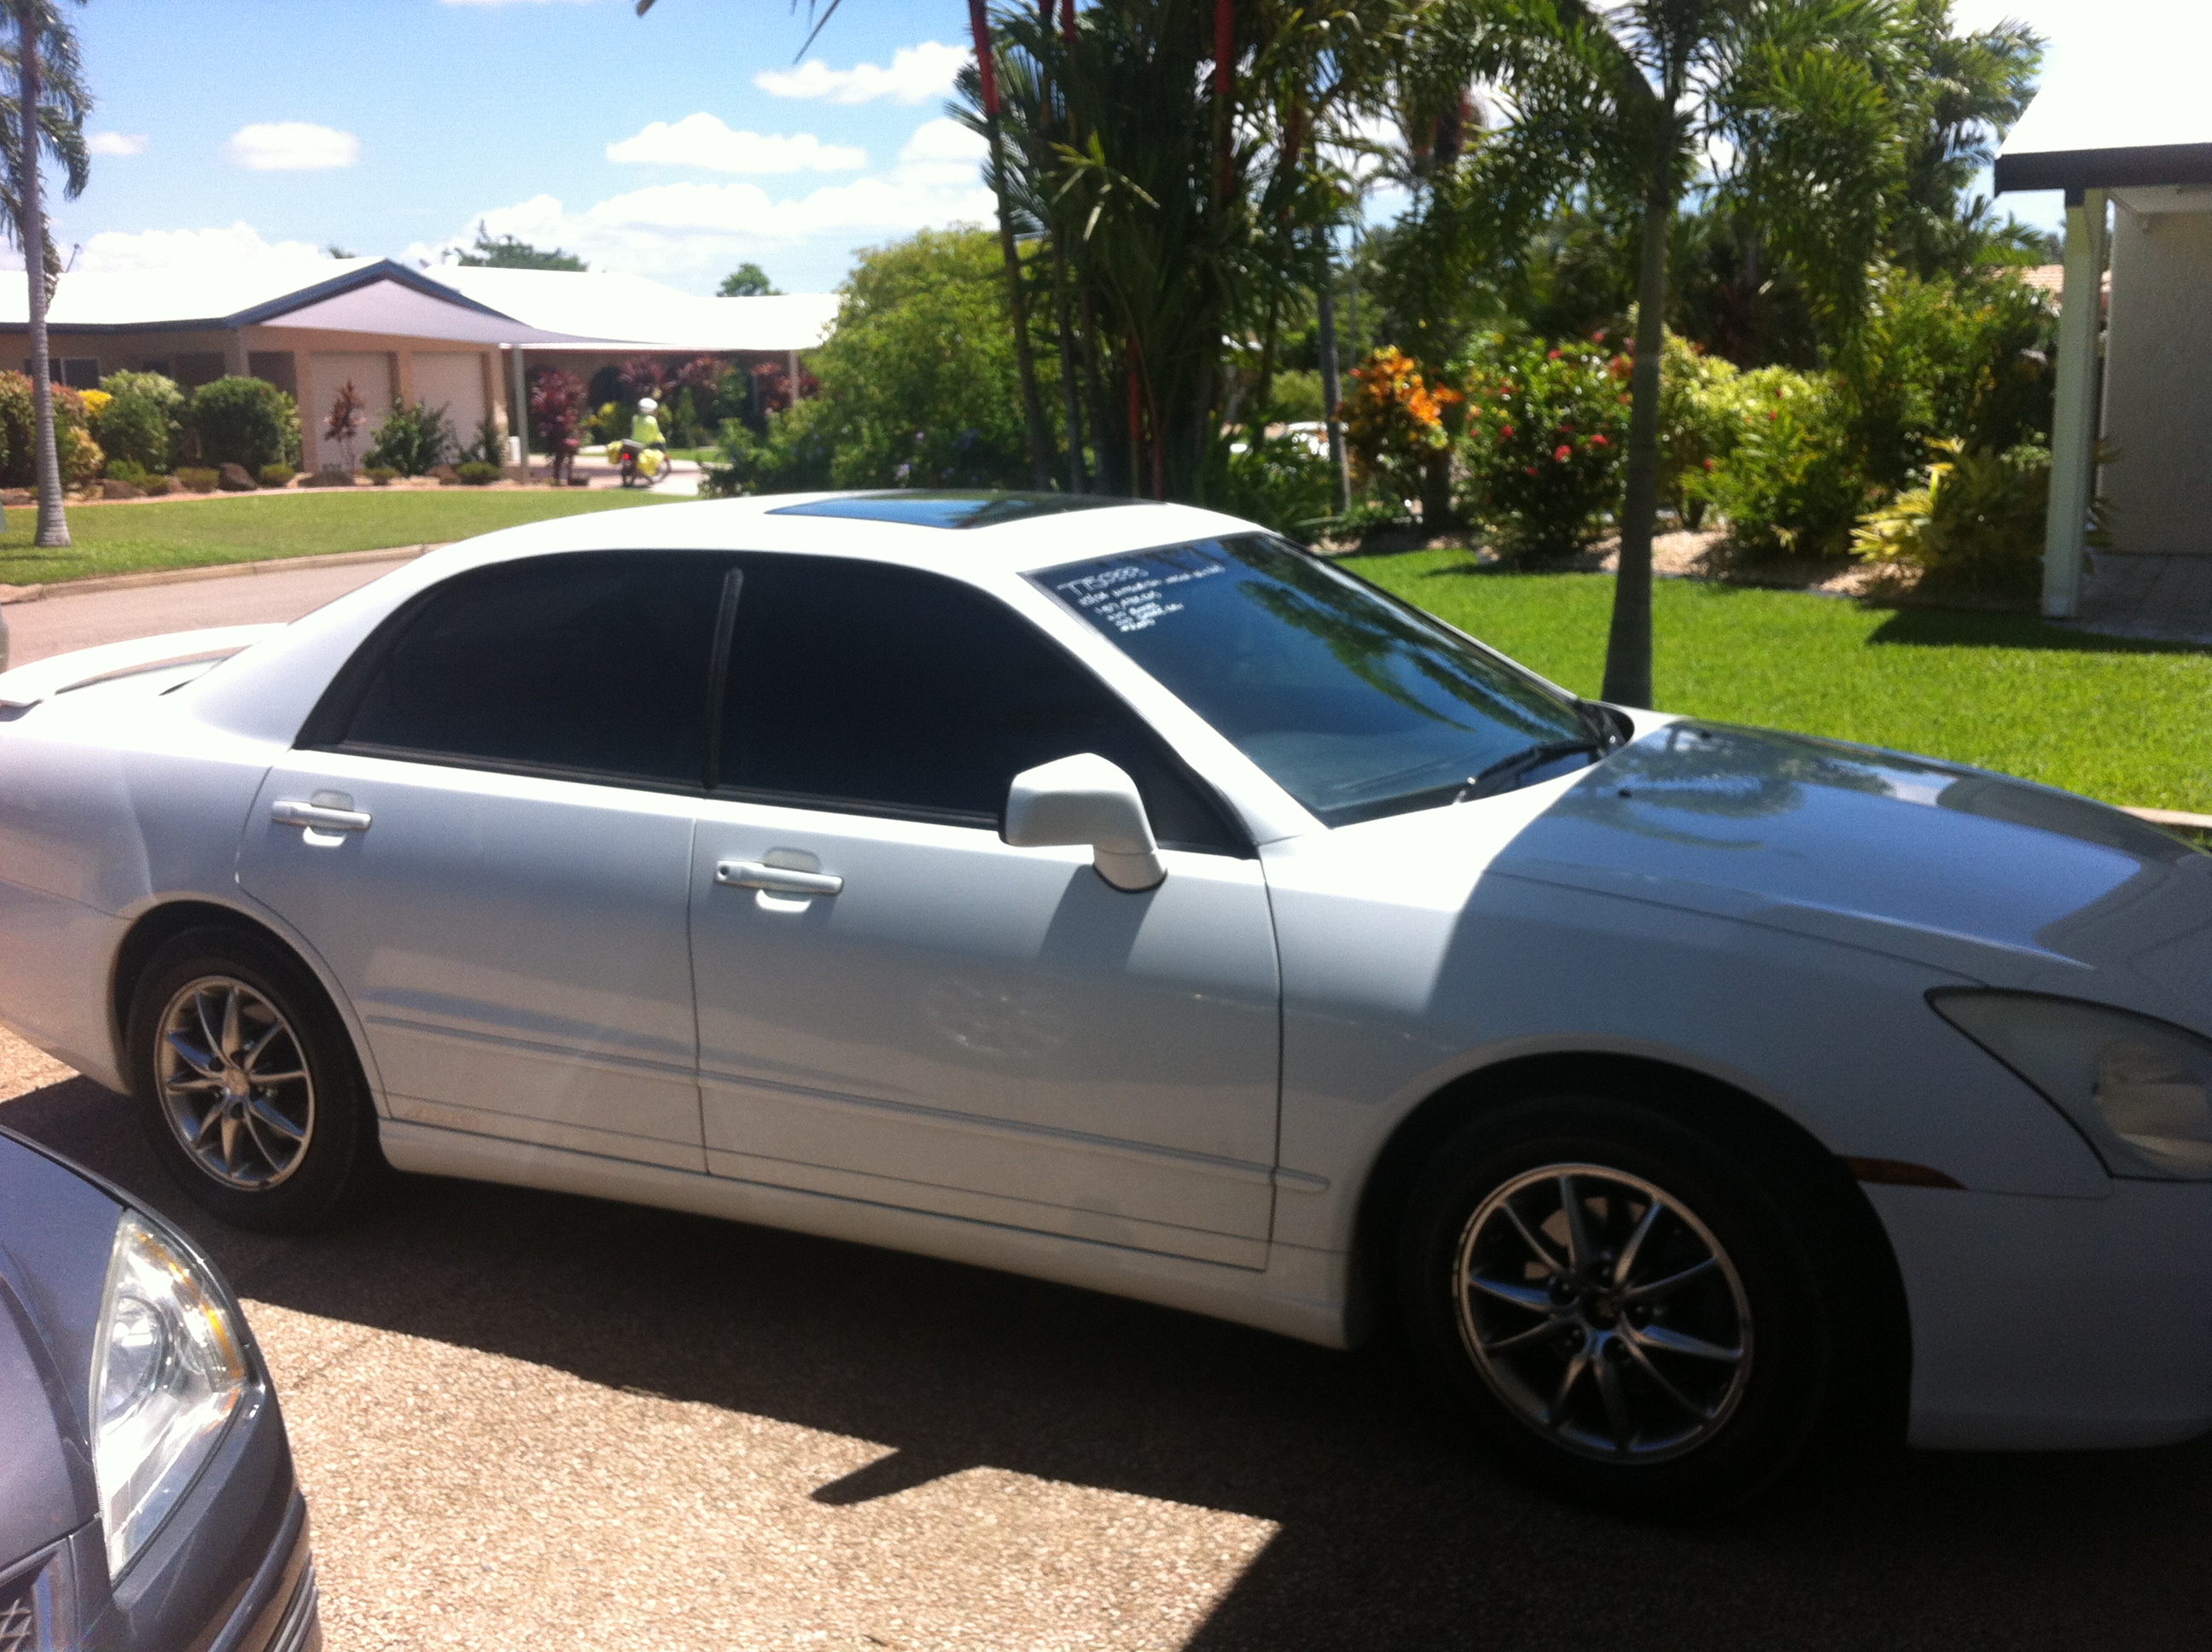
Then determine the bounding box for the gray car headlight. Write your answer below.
[1931,990,2212,1180]
[88,1213,254,1579]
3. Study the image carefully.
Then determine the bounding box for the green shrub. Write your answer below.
[104,457,150,487]
[185,377,300,473]
[259,463,296,488]
[585,401,626,446]
[701,405,835,497]
[1657,333,1741,530]
[364,400,454,476]
[93,370,184,474]
[1453,335,1630,560]
[1701,369,1871,556]
[142,474,176,497]
[0,372,108,488]
[467,414,505,467]
[175,466,220,492]
[1219,433,1336,538]
[363,465,399,486]
[453,460,503,486]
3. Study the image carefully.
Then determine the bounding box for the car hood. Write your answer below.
[0,1131,118,1568]
[1487,720,2212,1030]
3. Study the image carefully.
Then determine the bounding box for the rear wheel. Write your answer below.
[127,927,385,1231]
[1398,1095,1839,1517]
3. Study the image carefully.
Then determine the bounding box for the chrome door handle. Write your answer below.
[271,800,372,834]
[717,859,843,897]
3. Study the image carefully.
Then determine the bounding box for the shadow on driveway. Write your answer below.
[9,1073,2209,1652]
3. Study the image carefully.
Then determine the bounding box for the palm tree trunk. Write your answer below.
[1601,178,1670,708]
[969,0,1054,491]
[1051,240,1085,492]
[19,4,67,549]
[1313,235,1349,514]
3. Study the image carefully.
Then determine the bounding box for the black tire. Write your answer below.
[1397,1094,1840,1518]
[126,926,386,1231]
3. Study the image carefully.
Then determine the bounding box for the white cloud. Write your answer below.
[65,222,335,274]
[754,40,967,106]
[896,117,987,187]
[408,124,997,286]
[607,114,864,173]
[86,131,149,157]
[224,122,360,172]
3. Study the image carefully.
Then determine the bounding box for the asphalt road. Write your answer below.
[3,1030,2209,1652]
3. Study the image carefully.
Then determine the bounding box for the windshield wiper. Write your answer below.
[1457,738,1606,803]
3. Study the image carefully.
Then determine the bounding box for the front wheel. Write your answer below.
[1398,1095,1839,1517]
[127,927,386,1231]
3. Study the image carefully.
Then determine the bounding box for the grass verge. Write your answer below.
[0,489,684,588]
[1359,550,2212,814]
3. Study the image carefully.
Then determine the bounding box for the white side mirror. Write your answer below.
[1003,753,1167,892]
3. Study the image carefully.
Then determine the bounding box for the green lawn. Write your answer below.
[0,489,684,588]
[1359,550,2212,815]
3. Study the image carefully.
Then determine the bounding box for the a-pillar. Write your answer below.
[2044,186,2108,619]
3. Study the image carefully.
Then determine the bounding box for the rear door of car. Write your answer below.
[236,550,732,1170]
[686,554,1283,1267]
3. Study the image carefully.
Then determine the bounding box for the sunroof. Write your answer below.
[766,491,1143,530]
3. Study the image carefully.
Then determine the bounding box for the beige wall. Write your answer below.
[2103,206,2212,556]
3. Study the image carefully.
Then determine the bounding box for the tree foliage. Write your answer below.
[718,261,780,296]
[455,222,586,270]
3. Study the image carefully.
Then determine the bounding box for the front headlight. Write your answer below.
[88,1213,254,1579]
[1931,990,2212,1180]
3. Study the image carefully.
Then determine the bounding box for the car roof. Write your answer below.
[394,492,1266,586]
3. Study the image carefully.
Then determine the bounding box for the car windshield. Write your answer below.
[1032,535,1592,826]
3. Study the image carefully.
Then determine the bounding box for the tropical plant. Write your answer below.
[1455,334,1631,559]
[0,369,96,488]
[1438,0,1982,704]
[323,380,367,472]
[184,376,301,473]
[1342,346,1461,515]
[701,403,835,497]
[1219,431,1337,538]
[363,398,454,476]
[93,369,184,474]
[1656,330,1740,528]
[1850,438,2104,600]
[5,0,93,544]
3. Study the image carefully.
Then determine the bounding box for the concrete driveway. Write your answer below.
[3,1030,2209,1651]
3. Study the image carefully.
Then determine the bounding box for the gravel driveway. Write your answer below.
[4,1030,2210,1650]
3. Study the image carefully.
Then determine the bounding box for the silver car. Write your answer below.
[2,490,2208,1515]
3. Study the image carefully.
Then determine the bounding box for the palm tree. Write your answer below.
[4,0,90,549]
[1453,0,1906,707]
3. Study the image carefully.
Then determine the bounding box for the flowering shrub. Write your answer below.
[0,373,101,488]
[1342,347,1461,513]
[1452,335,1629,560]
[1657,332,1741,529]
[1700,368,1871,556]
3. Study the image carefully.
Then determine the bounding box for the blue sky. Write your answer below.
[38,0,2201,295]
[56,0,990,293]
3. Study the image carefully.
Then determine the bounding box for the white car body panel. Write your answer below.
[1,494,2207,1448]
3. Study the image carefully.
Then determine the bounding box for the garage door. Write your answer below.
[305,352,394,470]
[413,352,489,445]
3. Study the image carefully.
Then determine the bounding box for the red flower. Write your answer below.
[1590,433,1609,448]
[1767,410,1778,422]
[1499,424,1515,440]
[1554,445,1572,462]
[1523,465,1539,476]
[1547,348,1562,360]
[1703,457,1716,470]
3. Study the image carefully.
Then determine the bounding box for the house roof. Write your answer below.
[1996,37,2212,195]
[419,267,838,353]
[0,258,838,353]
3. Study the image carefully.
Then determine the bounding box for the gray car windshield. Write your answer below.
[1033,535,1592,826]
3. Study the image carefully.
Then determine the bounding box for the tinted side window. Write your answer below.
[340,553,729,784]
[718,556,1241,851]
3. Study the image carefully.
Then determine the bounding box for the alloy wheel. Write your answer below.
[1452,1162,1752,1462]
[154,975,317,1190]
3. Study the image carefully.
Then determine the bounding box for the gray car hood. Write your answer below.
[1488,721,2212,1030]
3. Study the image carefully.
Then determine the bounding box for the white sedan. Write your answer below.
[2,492,2207,1514]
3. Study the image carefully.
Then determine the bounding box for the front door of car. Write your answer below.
[688,556,1282,1267]
[237,551,734,1170]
